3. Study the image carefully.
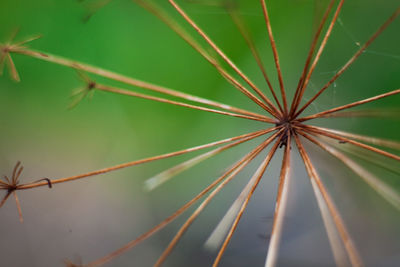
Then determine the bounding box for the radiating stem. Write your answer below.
[294,134,363,267]
[9,47,264,119]
[226,3,283,113]
[295,7,400,117]
[95,83,275,123]
[213,138,281,267]
[168,0,282,117]
[133,0,280,118]
[299,131,400,211]
[310,109,400,119]
[292,0,345,116]
[13,192,23,223]
[305,127,400,151]
[300,125,400,161]
[297,88,400,122]
[154,132,282,267]
[290,0,336,116]
[85,131,281,267]
[18,128,278,190]
[260,0,288,114]
[144,126,279,191]
[265,134,292,267]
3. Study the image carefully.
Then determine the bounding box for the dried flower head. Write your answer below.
[0,0,399,266]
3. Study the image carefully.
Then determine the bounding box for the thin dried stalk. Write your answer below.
[307,127,400,151]
[299,131,400,211]
[144,126,278,191]
[294,133,348,267]
[226,3,283,113]
[154,132,281,267]
[310,171,348,267]
[13,191,23,223]
[168,0,282,117]
[95,83,275,123]
[294,134,363,267]
[85,131,281,267]
[307,109,400,119]
[6,53,20,82]
[265,134,292,267]
[322,136,400,175]
[290,0,336,116]
[18,128,278,190]
[260,0,288,114]
[0,191,12,208]
[133,0,280,117]
[301,125,400,161]
[298,88,400,122]
[10,47,263,119]
[295,8,400,117]
[213,138,281,267]
[292,0,344,115]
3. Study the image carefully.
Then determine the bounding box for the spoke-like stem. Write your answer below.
[96,83,274,123]
[227,4,283,113]
[265,134,292,267]
[144,126,279,191]
[309,109,400,119]
[295,8,400,117]
[290,0,336,116]
[319,135,400,175]
[213,138,281,267]
[168,0,282,117]
[294,134,363,267]
[9,47,263,119]
[13,192,23,223]
[300,125,400,161]
[0,191,12,208]
[292,0,345,116]
[299,131,400,211]
[298,88,400,122]
[294,133,348,267]
[17,128,278,190]
[154,132,281,267]
[305,127,400,151]
[133,0,280,118]
[260,0,288,115]
[84,131,281,267]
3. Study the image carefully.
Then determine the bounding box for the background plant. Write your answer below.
[0,0,399,266]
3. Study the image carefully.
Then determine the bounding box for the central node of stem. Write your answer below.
[275,116,295,148]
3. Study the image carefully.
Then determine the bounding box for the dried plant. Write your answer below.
[0,0,399,266]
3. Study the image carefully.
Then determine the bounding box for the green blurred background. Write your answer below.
[0,0,399,266]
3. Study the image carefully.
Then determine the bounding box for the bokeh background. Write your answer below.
[0,0,399,266]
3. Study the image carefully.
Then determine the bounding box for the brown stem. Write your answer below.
[309,109,400,119]
[298,130,400,211]
[289,0,336,116]
[213,137,281,267]
[297,88,400,122]
[299,125,400,161]
[10,47,264,119]
[227,4,283,113]
[95,83,275,123]
[260,0,288,114]
[265,133,291,267]
[294,134,363,267]
[84,131,281,267]
[168,0,282,117]
[18,127,279,190]
[304,127,400,151]
[133,0,280,118]
[294,7,400,118]
[154,131,282,267]
[291,0,344,116]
